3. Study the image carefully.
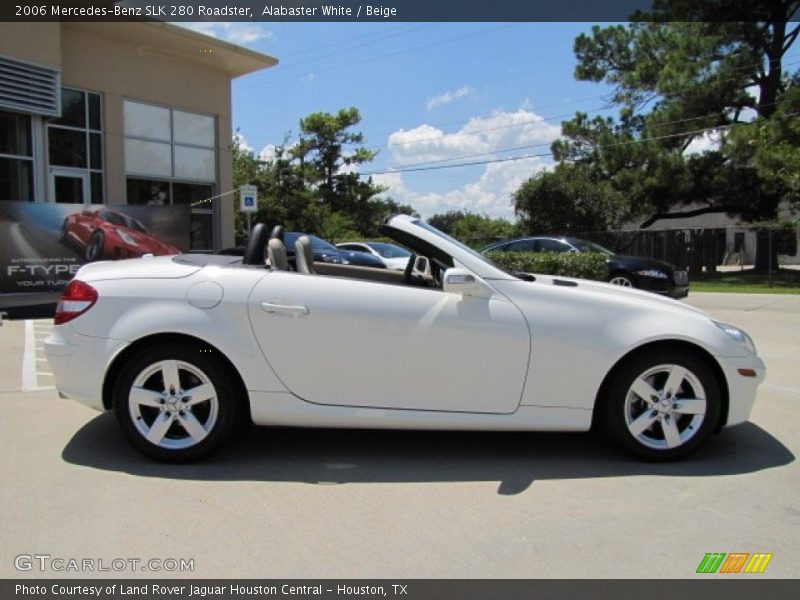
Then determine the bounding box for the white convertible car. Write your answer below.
[45,215,765,462]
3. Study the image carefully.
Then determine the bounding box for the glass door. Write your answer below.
[49,168,89,204]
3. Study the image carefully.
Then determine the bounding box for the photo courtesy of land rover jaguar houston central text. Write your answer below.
[45,215,765,462]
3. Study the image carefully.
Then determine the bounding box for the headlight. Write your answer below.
[117,230,138,246]
[636,269,668,279]
[713,320,757,354]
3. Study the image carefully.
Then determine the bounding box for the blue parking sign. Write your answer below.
[240,185,258,212]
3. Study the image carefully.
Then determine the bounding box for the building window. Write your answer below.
[47,88,104,203]
[123,100,217,251]
[0,111,34,201]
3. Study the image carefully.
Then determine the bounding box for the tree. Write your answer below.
[232,136,316,245]
[450,213,517,248]
[427,210,516,247]
[291,107,384,216]
[232,110,417,242]
[727,81,800,201]
[428,210,468,234]
[557,1,800,270]
[514,165,627,235]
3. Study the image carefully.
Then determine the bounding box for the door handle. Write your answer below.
[261,302,310,317]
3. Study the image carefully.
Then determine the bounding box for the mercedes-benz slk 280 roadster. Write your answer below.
[45,215,765,462]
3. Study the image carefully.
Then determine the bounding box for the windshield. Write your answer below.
[366,242,411,258]
[125,216,147,233]
[284,232,338,252]
[567,238,615,256]
[103,211,126,227]
[412,219,519,278]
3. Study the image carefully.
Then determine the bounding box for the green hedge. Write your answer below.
[486,251,610,281]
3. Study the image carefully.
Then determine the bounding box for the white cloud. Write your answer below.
[179,22,273,45]
[303,73,317,82]
[373,157,551,220]
[387,108,561,166]
[233,132,253,153]
[377,108,560,218]
[426,86,474,111]
[684,130,722,155]
[258,144,277,162]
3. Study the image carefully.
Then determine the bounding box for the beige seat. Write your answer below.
[294,235,316,275]
[267,238,289,271]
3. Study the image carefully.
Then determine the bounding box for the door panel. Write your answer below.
[248,272,530,414]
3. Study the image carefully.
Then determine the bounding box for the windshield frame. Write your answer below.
[382,215,519,281]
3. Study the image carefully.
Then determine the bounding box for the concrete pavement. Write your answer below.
[0,293,797,578]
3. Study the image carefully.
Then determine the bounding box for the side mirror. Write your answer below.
[443,268,492,298]
[414,255,430,276]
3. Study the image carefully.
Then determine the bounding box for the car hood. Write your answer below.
[339,250,385,267]
[75,255,200,282]
[385,257,412,268]
[125,229,177,253]
[495,274,707,318]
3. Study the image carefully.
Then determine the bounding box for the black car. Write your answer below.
[481,236,689,298]
[283,232,386,269]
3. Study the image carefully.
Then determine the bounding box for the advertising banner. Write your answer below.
[0,202,190,295]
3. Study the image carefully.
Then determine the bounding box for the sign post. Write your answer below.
[239,184,258,237]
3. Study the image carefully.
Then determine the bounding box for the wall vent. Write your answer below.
[0,55,60,117]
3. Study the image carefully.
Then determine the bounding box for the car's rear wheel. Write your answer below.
[59,220,68,243]
[85,230,104,261]
[113,343,242,462]
[609,272,634,287]
[601,349,722,461]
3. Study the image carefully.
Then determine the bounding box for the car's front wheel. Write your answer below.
[601,349,722,461]
[85,230,105,261]
[113,343,243,462]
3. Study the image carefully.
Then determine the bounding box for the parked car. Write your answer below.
[60,209,179,261]
[481,236,689,298]
[215,234,386,269]
[45,215,763,463]
[336,241,412,271]
[282,232,386,269]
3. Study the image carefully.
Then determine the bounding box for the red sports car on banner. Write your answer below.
[60,209,179,261]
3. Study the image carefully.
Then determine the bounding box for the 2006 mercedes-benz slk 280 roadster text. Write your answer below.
[45,215,765,462]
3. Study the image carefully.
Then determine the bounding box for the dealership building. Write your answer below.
[0,21,276,251]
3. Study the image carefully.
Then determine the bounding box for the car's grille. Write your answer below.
[674,270,689,285]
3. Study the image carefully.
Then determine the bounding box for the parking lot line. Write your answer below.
[21,319,55,392]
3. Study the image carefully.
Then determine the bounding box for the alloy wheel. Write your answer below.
[623,363,707,450]
[128,359,219,450]
[609,275,633,287]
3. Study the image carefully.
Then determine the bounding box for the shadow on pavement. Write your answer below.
[62,414,794,495]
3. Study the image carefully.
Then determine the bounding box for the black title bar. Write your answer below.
[3,580,800,600]
[0,1,783,23]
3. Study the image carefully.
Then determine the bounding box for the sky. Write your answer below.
[179,22,622,220]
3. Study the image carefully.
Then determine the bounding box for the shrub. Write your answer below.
[486,251,609,281]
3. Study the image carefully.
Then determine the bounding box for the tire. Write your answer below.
[609,272,634,287]
[112,343,243,462]
[600,348,722,461]
[59,220,68,243]
[85,230,105,262]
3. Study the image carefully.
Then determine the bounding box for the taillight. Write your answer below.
[54,280,98,325]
